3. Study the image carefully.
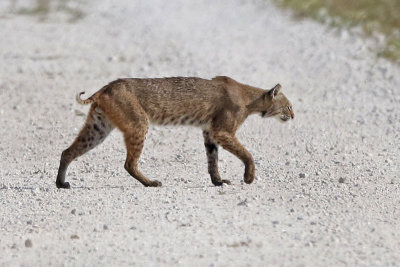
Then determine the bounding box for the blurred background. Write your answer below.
[2,0,400,63]
[275,0,400,62]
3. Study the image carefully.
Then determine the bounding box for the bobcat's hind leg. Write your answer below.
[102,92,161,187]
[56,105,114,189]
[203,131,231,186]
[124,128,162,187]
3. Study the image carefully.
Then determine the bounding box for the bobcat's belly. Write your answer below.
[149,113,211,129]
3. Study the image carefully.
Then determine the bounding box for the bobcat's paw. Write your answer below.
[147,180,162,187]
[244,177,254,184]
[56,181,71,189]
[213,179,231,186]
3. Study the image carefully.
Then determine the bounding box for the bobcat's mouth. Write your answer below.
[280,114,291,122]
[261,110,280,118]
[281,116,289,122]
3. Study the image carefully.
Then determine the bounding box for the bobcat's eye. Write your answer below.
[287,106,291,111]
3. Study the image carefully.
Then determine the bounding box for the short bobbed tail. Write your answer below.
[76,92,94,105]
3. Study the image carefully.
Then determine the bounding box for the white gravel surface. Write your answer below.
[1,0,399,266]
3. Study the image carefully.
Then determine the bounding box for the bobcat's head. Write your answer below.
[261,84,294,122]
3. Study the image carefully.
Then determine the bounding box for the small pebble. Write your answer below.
[71,209,76,215]
[299,173,306,178]
[103,224,108,230]
[25,239,33,248]
[338,177,345,183]
[70,234,79,239]
[237,199,248,207]
[74,110,85,116]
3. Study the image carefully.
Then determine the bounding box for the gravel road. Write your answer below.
[0,0,399,266]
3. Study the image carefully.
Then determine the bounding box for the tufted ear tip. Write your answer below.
[267,83,282,98]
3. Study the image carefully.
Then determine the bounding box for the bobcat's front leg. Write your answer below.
[203,131,231,186]
[211,131,255,184]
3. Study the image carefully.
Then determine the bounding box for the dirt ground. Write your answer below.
[0,0,399,266]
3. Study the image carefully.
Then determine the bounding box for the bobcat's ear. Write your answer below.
[267,84,281,99]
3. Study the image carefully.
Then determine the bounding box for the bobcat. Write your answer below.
[56,76,294,189]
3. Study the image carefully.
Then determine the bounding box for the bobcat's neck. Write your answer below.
[241,84,271,115]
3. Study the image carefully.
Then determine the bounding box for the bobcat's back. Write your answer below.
[126,77,228,127]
